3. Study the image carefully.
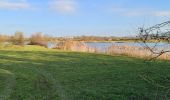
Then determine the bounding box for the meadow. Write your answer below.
[0,45,170,100]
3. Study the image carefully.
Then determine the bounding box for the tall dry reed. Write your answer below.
[106,44,170,60]
[54,41,170,60]
[54,41,99,53]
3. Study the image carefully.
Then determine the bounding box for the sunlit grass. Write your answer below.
[0,44,49,51]
[0,46,169,100]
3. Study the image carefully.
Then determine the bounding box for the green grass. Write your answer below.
[0,46,170,100]
[0,45,50,51]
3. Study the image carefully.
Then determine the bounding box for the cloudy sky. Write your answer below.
[0,0,170,36]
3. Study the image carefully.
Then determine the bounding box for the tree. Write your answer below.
[138,21,170,60]
[11,31,25,46]
[29,32,47,47]
[0,35,9,43]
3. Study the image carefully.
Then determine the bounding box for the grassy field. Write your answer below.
[0,46,170,100]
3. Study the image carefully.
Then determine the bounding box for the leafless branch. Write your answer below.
[138,21,170,60]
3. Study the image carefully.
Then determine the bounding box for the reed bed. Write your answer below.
[106,44,170,60]
[53,41,99,53]
[54,41,170,60]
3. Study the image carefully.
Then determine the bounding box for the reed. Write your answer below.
[106,44,170,60]
[53,41,98,53]
[54,41,170,60]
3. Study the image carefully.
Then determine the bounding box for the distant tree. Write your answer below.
[0,34,9,43]
[11,31,25,46]
[44,34,53,41]
[29,32,47,47]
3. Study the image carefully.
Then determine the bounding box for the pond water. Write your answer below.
[85,42,170,52]
[47,42,170,52]
[48,42,58,49]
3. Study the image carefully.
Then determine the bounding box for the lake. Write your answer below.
[85,42,170,52]
[47,42,170,52]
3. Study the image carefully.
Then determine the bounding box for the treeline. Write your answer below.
[0,32,51,47]
[72,36,138,42]
[0,32,139,47]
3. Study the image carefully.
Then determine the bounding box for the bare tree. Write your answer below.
[138,21,170,60]
[29,32,48,47]
[0,35,9,44]
[11,31,25,46]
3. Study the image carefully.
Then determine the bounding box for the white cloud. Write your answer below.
[109,7,170,17]
[49,0,77,14]
[125,11,144,17]
[109,7,145,17]
[153,11,170,17]
[0,0,31,10]
[125,10,170,17]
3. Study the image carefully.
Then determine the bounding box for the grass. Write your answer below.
[0,46,170,100]
[0,44,50,51]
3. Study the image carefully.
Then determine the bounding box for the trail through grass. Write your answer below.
[0,69,16,100]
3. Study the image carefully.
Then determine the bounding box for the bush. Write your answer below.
[0,35,9,43]
[11,31,25,46]
[29,32,48,47]
[54,40,97,52]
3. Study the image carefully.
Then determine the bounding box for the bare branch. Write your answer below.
[138,21,170,60]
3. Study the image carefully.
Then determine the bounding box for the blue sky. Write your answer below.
[0,0,170,37]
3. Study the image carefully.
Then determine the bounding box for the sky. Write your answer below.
[0,0,170,37]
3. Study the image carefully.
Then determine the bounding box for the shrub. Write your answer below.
[11,31,25,46]
[29,32,48,47]
[54,40,97,52]
[0,35,9,43]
